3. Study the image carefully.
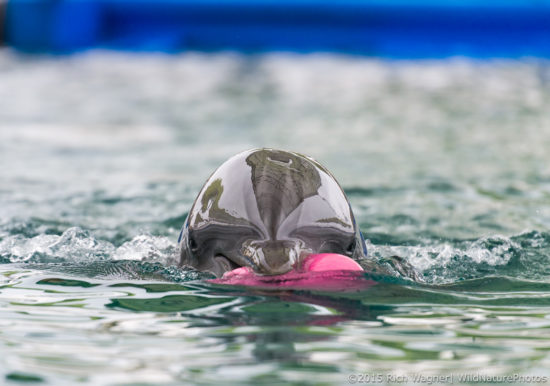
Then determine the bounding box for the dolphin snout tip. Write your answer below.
[253,261,295,276]
[242,239,306,276]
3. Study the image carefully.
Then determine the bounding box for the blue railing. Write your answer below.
[4,0,550,57]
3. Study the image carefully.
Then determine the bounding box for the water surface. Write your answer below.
[1,50,550,384]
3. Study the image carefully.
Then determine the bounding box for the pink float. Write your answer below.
[208,253,376,291]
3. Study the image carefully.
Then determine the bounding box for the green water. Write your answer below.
[2,50,550,384]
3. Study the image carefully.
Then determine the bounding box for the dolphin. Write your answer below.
[178,148,369,278]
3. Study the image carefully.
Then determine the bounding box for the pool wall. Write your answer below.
[5,0,550,57]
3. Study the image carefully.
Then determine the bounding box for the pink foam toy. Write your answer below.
[208,253,374,291]
[302,253,363,272]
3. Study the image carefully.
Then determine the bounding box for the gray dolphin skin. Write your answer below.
[178,148,368,277]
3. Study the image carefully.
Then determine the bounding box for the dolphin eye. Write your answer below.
[346,241,356,255]
[189,235,198,252]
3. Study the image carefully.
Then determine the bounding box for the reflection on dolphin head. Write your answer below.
[179,148,367,277]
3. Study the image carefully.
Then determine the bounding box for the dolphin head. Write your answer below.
[179,148,367,277]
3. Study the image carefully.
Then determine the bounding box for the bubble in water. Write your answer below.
[0,227,115,263]
[0,234,59,262]
[367,233,535,284]
[466,235,520,265]
[0,226,179,267]
[113,234,178,265]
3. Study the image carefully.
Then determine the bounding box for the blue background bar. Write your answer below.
[5,0,550,57]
